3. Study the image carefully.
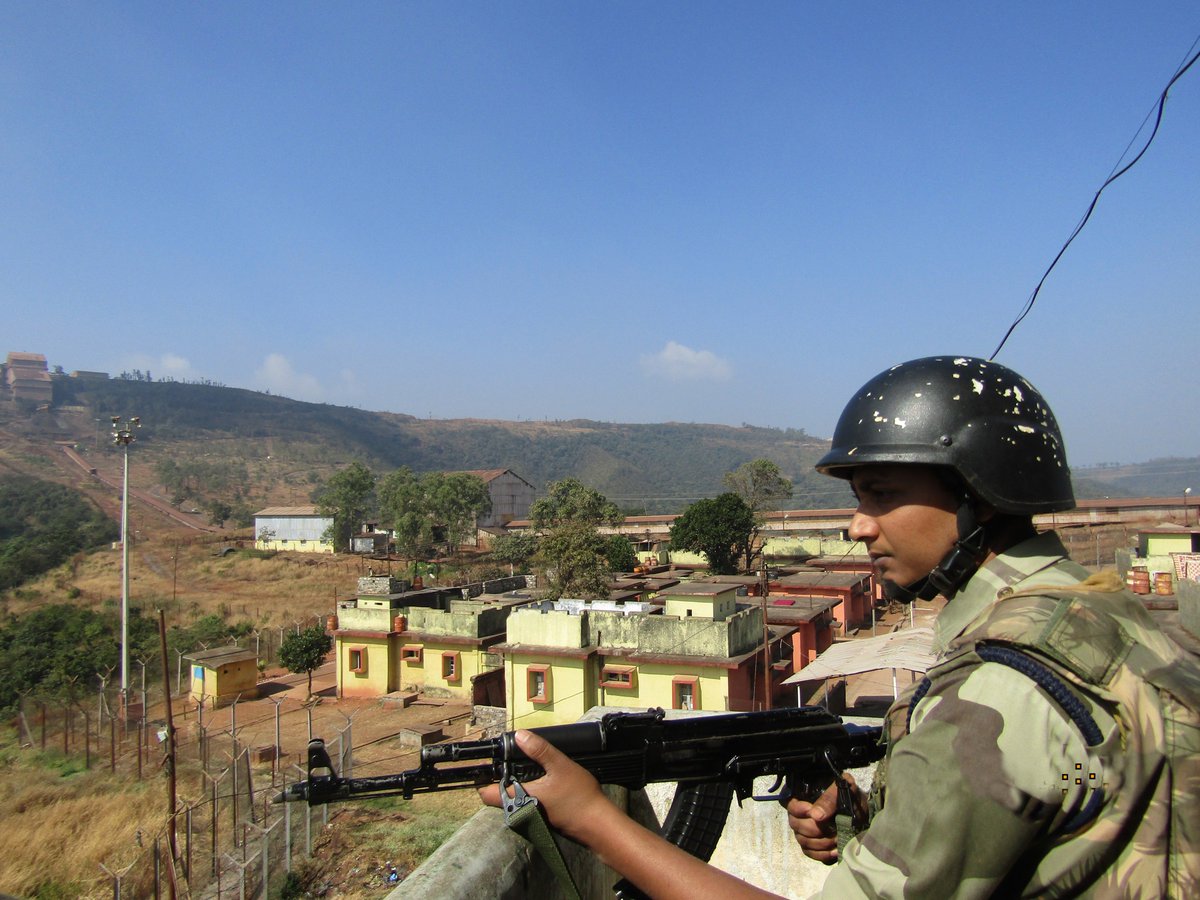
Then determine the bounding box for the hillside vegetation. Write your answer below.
[0,474,118,589]
[0,376,1195,525]
[37,376,849,514]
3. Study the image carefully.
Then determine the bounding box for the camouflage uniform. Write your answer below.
[818,531,1200,898]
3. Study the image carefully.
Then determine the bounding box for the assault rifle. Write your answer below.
[276,706,883,873]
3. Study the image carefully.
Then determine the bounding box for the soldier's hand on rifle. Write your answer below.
[786,773,864,865]
[478,729,615,843]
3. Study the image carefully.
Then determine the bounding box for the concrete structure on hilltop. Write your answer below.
[253,506,335,553]
[4,351,53,403]
[495,581,794,728]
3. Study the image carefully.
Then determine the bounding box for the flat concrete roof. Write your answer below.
[764,596,841,623]
[776,572,869,589]
[657,582,737,598]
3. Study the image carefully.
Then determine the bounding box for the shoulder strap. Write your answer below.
[503,780,582,900]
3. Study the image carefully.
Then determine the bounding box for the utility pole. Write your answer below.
[112,415,140,718]
[158,610,178,898]
[760,562,772,711]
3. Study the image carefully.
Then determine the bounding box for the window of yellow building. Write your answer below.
[672,676,699,710]
[527,665,551,704]
[441,651,461,683]
[348,646,367,675]
[600,665,637,690]
[401,645,423,663]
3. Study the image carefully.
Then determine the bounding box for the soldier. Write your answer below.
[482,356,1200,898]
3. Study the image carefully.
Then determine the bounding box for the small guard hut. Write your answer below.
[186,646,259,708]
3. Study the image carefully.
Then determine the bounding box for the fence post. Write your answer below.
[153,838,161,900]
[211,779,219,876]
[293,764,312,857]
[247,822,270,899]
[185,805,192,883]
[285,795,292,872]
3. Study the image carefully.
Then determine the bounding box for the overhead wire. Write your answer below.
[990,35,1200,360]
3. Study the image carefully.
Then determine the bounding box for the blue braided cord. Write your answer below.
[906,677,933,734]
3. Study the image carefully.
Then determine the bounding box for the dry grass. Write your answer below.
[304,792,482,898]
[0,732,166,898]
[2,531,367,629]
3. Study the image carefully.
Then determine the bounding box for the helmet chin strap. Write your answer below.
[884,498,987,604]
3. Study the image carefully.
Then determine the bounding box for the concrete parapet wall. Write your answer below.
[1179,579,1200,638]
[339,605,396,632]
[407,604,510,638]
[508,607,589,648]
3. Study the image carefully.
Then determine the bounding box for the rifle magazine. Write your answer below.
[613,781,734,899]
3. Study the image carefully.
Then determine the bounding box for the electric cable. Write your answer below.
[990,36,1200,360]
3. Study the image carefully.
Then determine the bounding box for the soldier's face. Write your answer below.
[848,465,959,591]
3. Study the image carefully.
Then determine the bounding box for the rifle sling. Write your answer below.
[507,794,582,900]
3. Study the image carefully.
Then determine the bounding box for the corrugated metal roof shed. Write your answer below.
[184,646,259,666]
[782,627,936,684]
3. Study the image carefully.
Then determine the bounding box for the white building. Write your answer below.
[253,506,335,553]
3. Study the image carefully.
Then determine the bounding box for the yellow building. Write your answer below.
[496,586,790,728]
[334,574,527,703]
[185,646,259,708]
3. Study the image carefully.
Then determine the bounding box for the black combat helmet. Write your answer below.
[817,356,1075,515]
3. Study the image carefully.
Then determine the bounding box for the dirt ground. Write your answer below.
[160,659,486,899]
[179,660,479,781]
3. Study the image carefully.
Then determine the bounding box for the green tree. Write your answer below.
[278,626,332,697]
[723,458,793,514]
[425,472,492,554]
[604,534,638,574]
[0,605,163,711]
[530,478,622,530]
[205,499,233,527]
[0,474,119,590]
[378,467,432,560]
[313,462,376,552]
[670,493,755,575]
[723,459,793,569]
[490,532,539,574]
[539,522,613,600]
[533,479,625,600]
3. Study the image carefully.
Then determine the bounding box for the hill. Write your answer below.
[2,375,1197,518]
[3,376,847,516]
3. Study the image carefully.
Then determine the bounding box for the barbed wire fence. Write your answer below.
[9,612,354,899]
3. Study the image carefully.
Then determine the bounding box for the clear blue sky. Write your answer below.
[3,3,1198,467]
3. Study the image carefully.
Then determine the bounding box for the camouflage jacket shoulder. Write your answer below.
[822,533,1200,899]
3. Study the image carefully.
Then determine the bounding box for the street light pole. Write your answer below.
[113,416,141,716]
[1186,487,1193,527]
